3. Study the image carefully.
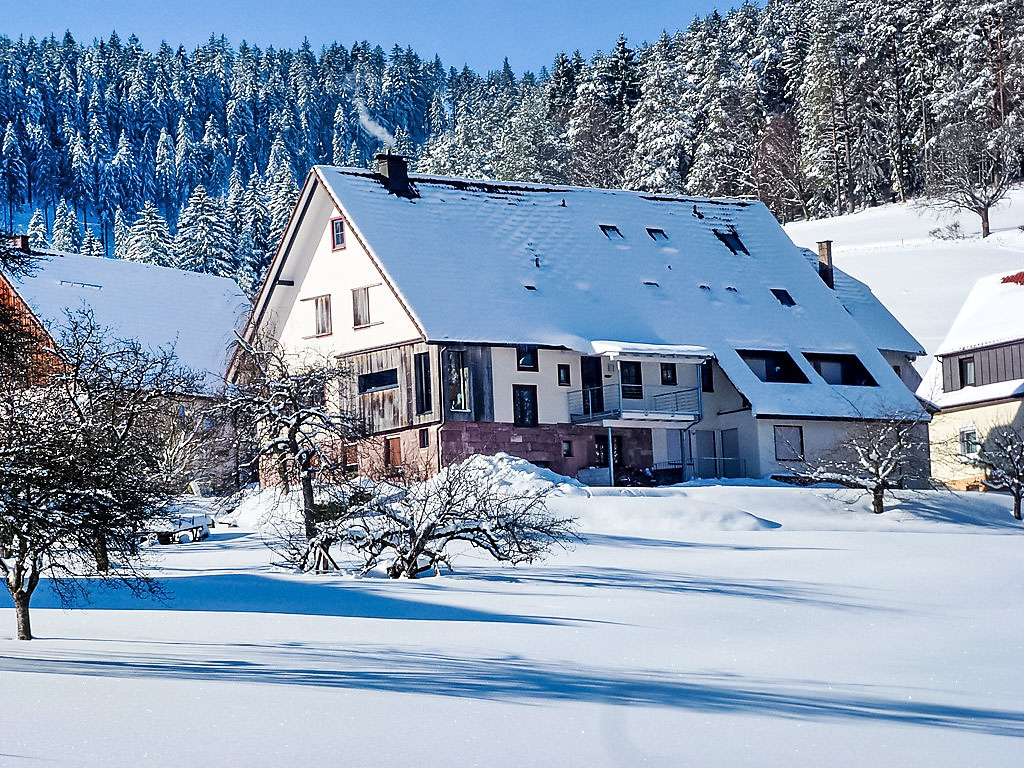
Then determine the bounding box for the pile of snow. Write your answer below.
[447,452,585,497]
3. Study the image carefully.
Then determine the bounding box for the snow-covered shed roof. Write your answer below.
[12,250,249,390]
[798,249,924,356]
[261,166,925,420]
[917,270,1024,410]
[935,270,1024,356]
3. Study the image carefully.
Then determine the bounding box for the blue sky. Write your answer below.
[6,0,731,73]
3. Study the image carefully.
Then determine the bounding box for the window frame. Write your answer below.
[599,224,623,238]
[646,227,668,241]
[557,363,571,387]
[660,362,677,386]
[959,356,976,387]
[419,428,430,448]
[960,427,981,456]
[804,353,878,387]
[352,286,371,328]
[561,440,574,458]
[516,344,539,372]
[358,368,399,395]
[447,350,471,412]
[620,361,644,399]
[713,228,749,255]
[512,384,539,427]
[774,425,804,462]
[330,216,346,251]
[313,294,332,337]
[701,361,715,393]
[738,350,809,384]
[414,351,432,415]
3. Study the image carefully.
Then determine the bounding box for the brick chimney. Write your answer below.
[374,153,417,198]
[7,234,30,253]
[816,240,834,290]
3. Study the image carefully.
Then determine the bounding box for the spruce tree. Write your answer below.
[50,198,81,253]
[124,201,173,266]
[173,185,233,276]
[27,209,48,250]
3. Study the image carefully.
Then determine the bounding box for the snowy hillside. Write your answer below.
[785,188,1024,372]
[2,474,1022,767]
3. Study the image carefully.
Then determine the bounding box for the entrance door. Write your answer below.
[695,429,717,478]
[581,356,604,414]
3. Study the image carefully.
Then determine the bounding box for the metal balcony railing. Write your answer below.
[568,384,701,423]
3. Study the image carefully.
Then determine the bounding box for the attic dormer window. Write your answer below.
[714,228,748,255]
[600,224,623,238]
[771,288,796,306]
[647,228,668,241]
[331,217,346,250]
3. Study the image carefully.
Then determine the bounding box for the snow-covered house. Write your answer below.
[1,246,251,487]
[919,270,1024,489]
[4,248,249,390]
[241,155,926,482]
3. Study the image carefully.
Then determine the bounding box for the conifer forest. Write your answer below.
[0,0,1020,292]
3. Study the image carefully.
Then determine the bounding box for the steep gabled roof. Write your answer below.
[298,166,924,419]
[13,250,250,390]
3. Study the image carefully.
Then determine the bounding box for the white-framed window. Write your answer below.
[314,295,332,336]
[331,217,346,250]
[960,428,981,456]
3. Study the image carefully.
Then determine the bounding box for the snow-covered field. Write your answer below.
[2,477,1022,767]
[785,188,1024,370]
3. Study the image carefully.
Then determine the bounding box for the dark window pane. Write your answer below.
[358,369,398,394]
[332,218,346,249]
[557,364,571,386]
[414,352,432,414]
[620,361,643,399]
[770,288,796,306]
[660,362,677,386]
[447,350,470,411]
[701,361,714,392]
[516,344,539,371]
[804,353,877,386]
[738,350,808,383]
[513,385,538,427]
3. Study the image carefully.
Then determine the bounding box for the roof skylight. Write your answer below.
[599,224,623,238]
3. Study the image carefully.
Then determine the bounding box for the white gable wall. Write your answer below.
[269,181,423,358]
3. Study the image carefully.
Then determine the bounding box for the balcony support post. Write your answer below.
[607,426,615,487]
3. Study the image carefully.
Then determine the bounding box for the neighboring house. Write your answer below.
[919,270,1024,490]
[240,155,926,483]
[2,244,251,489]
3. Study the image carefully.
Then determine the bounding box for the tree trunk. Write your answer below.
[94,533,110,573]
[300,473,317,541]
[14,592,32,640]
[872,486,885,515]
[1013,493,1022,521]
[980,207,991,238]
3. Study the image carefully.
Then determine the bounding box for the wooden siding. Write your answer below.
[338,341,441,434]
[941,341,1024,392]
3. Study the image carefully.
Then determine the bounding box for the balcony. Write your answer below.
[568,383,701,424]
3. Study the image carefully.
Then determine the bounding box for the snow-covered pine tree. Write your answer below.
[265,133,299,248]
[173,185,233,276]
[81,226,105,257]
[50,198,81,253]
[113,208,130,260]
[27,209,48,249]
[124,201,173,266]
[0,122,27,231]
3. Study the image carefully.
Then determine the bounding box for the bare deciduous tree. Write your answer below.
[924,121,1019,238]
[0,309,198,639]
[225,333,363,541]
[961,424,1024,520]
[790,414,931,514]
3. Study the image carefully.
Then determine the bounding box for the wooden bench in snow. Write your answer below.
[154,513,214,545]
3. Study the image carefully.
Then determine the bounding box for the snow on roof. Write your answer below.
[799,249,924,356]
[588,340,712,359]
[13,250,249,390]
[935,270,1024,356]
[306,167,923,419]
